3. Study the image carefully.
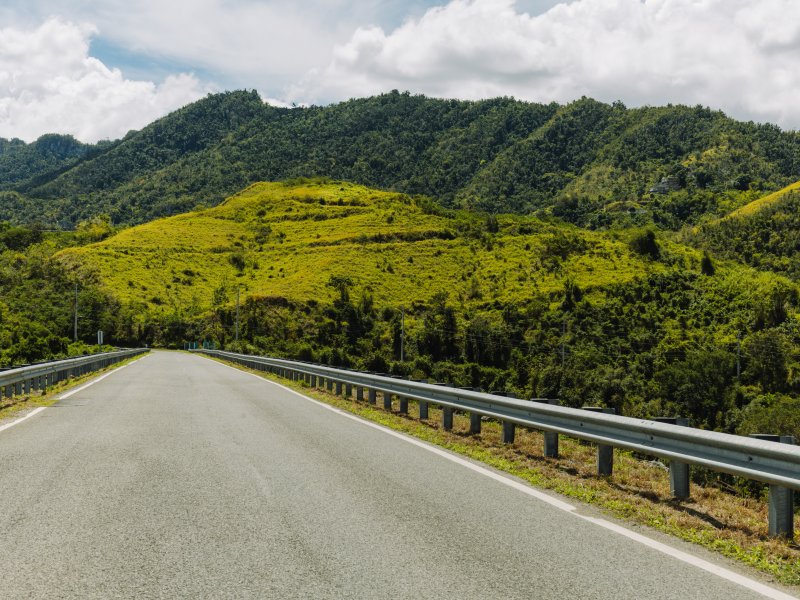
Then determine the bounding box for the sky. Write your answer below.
[1,0,799,142]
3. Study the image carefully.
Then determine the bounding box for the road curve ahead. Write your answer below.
[0,351,794,599]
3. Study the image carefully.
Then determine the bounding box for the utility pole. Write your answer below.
[235,286,241,343]
[400,308,405,362]
[73,283,79,342]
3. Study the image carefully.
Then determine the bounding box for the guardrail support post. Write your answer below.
[533,399,560,457]
[326,379,334,392]
[492,391,517,444]
[368,389,377,405]
[654,417,691,499]
[399,396,408,414]
[442,407,454,431]
[470,413,481,434]
[502,421,515,444]
[458,388,482,434]
[750,434,795,539]
[417,380,429,419]
[383,391,392,410]
[356,387,364,402]
[335,381,343,396]
[583,407,615,476]
[345,384,352,398]
[310,375,317,388]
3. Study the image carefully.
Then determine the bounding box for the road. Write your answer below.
[0,351,795,599]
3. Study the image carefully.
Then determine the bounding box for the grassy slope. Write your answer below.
[60,180,674,314]
[723,179,800,220]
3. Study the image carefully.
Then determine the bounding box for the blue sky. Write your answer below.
[1,1,799,142]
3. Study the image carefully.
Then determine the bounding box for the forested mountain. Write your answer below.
[1,91,799,228]
[0,134,92,190]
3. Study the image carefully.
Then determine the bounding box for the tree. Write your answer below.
[700,252,715,276]
[630,230,660,260]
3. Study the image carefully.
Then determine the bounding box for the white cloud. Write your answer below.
[292,0,800,129]
[0,18,207,142]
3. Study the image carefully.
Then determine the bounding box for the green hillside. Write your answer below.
[61,180,663,311]
[3,91,799,229]
[53,180,800,439]
[693,180,800,280]
[0,134,92,190]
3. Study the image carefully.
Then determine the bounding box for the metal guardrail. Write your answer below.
[197,349,799,538]
[0,349,149,399]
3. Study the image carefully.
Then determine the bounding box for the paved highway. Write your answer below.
[0,351,795,599]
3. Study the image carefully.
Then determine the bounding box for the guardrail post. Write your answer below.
[654,417,691,499]
[310,375,317,388]
[326,379,334,392]
[469,412,482,434]
[583,407,615,476]
[389,376,408,413]
[14,382,22,396]
[750,434,795,539]
[432,383,453,430]
[502,421,516,444]
[418,380,429,419]
[493,391,517,443]
[345,383,352,398]
[383,390,392,410]
[335,381,343,396]
[442,407,454,431]
[356,387,364,402]
[368,389,377,405]
[458,388,482,434]
[533,399,560,457]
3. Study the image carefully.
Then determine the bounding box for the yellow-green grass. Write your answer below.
[59,180,687,313]
[725,180,800,220]
[204,353,800,588]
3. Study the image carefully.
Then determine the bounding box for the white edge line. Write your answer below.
[202,355,798,600]
[0,354,150,436]
[58,354,148,400]
[0,406,46,433]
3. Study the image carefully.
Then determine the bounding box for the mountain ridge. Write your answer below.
[2,91,798,229]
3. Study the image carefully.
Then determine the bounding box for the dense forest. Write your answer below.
[0,134,93,190]
[0,222,120,366]
[1,91,799,229]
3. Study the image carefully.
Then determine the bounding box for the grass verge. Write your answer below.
[205,354,800,588]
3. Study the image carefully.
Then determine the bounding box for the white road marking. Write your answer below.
[58,354,148,400]
[0,354,150,436]
[203,355,798,600]
[0,406,47,434]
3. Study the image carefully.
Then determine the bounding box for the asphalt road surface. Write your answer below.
[0,351,795,599]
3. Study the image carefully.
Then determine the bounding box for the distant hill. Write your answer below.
[693,180,800,280]
[59,179,666,312]
[51,180,800,435]
[0,133,92,190]
[2,91,799,228]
